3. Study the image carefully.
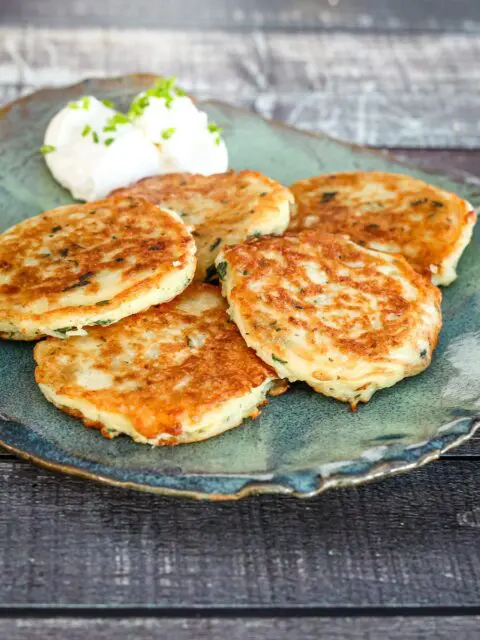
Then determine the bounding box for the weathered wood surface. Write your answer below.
[0,459,478,607]
[2,0,480,33]
[1,27,480,147]
[2,616,480,640]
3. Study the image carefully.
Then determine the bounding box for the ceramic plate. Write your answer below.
[0,75,479,500]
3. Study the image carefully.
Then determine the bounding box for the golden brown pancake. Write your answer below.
[34,283,287,445]
[0,195,196,340]
[217,230,442,407]
[289,171,476,285]
[112,170,293,281]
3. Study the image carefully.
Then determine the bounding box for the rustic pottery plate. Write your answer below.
[0,75,479,500]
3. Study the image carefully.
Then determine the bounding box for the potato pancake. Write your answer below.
[217,231,442,408]
[34,284,287,445]
[112,170,293,281]
[0,195,196,340]
[289,172,476,285]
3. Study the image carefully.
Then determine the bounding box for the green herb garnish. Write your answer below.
[128,77,185,119]
[272,354,288,364]
[204,264,218,283]
[40,144,56,155]
[431,200,444,208]
[105,138,114,146]
[216,261,227,280]
[411,198,427,206]
[54,326,75,336]
[63,271,94,291]
[69,96,90,110]
[81,124,91,137]
[92,131,99,144]
[161,127,176,140]
[91,319,113,326]
[208,122,222,134]
[321,191,337,203]
[95,300,110,306]
[102,98,115,108]
[209,237,221,252]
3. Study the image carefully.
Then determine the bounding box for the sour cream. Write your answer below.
[132,94,228,175]
[42,80,229,202]
[43,96,162,201]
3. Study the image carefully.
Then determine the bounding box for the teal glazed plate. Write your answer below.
[0,75,479,500]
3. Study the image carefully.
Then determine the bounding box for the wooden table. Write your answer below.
[1,2,479,638]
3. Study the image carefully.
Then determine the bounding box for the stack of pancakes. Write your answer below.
[0,169,475,445]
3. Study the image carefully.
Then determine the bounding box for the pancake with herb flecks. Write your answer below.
[112,170,293,281]
[217,230,442,408]
[289,172,476,285]
[0,195,196,340]
[34,284,287,445]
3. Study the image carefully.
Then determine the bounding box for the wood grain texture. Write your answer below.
[2,616,480,640]
[1,0,479,33]
[0,459,478,607]
[1,27,480,147]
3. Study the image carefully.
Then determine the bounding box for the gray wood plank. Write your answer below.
[1,0,479,33]
[0,459,478,607]
[2,616,480,640]
[1,28,480,147]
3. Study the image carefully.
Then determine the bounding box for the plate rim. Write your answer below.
[1,75,479,500]
[0,417,478,501]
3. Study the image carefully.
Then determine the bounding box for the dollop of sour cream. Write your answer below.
[42,79,229,201]
[44,97,161,201]
[132,93,228,175]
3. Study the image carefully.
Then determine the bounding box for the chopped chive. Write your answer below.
[216,261,227,280]
[161,127,176,140]
[209,237,221,252]
[321,191,337,203]
[95,300,110,306]
[101,98,115,108]
[39,144,56,155]
[272,354,288,364]
[92,131,99,144]
[81,124,91,137]
[81,96,90,109]
[54,326,74,336]
[208,122,223,134]
[105,138,114,146]
[68,101,80,110]
[204,264,218,283]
